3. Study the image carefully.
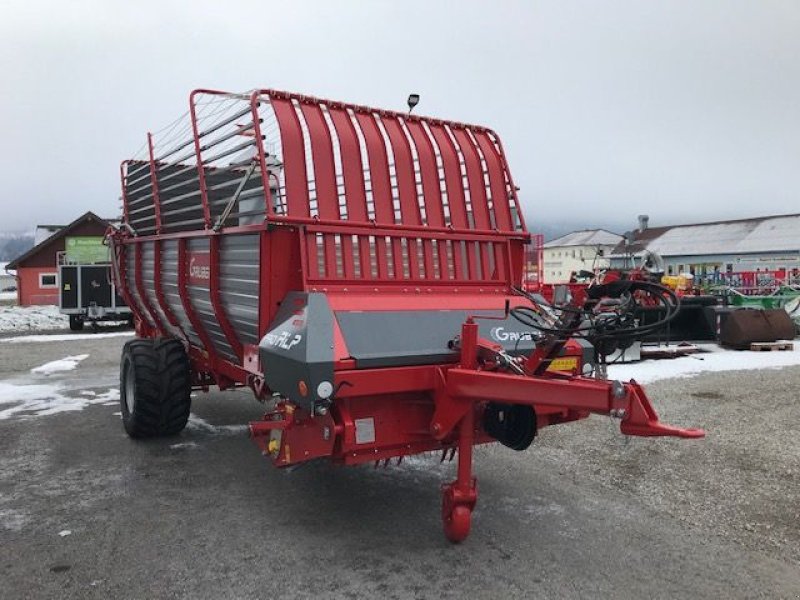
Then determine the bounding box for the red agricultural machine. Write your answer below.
[111,89,703,542]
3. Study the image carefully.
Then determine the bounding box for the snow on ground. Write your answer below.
[0,291,16,301]
[0,383,119,420]
[186,413,248,435]
[607,342,800,383]
[31,354,90,375]
[0,331,133,344]
[0,305,67,333]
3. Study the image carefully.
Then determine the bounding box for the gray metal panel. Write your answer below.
[259,292,334,408]
[161,240,202,347]
[125,246,156,327]
[141,242,180,337]
[187,237,238,362]
[220,234,260,346]
[334,310,538,369]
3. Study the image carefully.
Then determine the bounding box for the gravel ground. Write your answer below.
[534,365,800,565]
[1,336,799,598]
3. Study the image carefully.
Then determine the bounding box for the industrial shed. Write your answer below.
[609,213,800,278]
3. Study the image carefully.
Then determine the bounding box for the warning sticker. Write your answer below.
[354,418,376,444]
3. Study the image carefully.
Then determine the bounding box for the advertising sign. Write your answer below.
[65,236,109,264]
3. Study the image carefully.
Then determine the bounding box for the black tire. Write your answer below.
[120,338,191,438]
[69,315,84,331]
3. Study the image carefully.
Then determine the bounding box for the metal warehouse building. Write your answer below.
[609,213,800,278]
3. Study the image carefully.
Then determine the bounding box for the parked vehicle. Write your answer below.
[58,250,131,330]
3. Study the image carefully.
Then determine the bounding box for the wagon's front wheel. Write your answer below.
[443,505,472,543]
[120,338,191,438]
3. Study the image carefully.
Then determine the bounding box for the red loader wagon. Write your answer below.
[110,89,704,542]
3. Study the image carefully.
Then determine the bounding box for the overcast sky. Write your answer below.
[0,1,798,234]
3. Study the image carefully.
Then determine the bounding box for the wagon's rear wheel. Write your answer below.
[120,338,191,438]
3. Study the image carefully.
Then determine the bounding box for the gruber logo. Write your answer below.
[188,252,211,286]
[490,326,534,343]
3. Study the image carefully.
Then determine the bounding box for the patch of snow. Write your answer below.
[58,529,71,537]
[169,442,199,450]
[31,354,89,375]
[186,413,247,435]
[0,291,16,301]
[607,342,800,383]
[80,390,97,396]
[0,305,67,333]
[0,384,119,420]
[0,331,133,344]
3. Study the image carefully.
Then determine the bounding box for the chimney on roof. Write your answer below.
[637,214,649,232]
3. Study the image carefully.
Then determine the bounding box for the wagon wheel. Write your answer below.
[442,505,472,543]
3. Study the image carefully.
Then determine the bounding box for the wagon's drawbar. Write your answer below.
[110,89,703,542]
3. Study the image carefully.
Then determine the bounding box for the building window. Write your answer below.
[39,273,57,288]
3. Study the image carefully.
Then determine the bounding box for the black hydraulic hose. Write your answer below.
[509,280,682,341]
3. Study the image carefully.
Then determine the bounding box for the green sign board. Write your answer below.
[65,236,109,264]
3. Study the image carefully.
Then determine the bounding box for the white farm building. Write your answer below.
[542,229,624,283]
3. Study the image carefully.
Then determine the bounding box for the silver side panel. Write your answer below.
[141,242,180,337]
[187,238,237,362]
[220,234,260,346]
[125,246,156,327]
[161,240,203,348]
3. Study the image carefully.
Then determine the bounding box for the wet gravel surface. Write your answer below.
[534,365,800,566]
[1,336,799,599]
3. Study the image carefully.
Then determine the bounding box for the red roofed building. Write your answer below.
[6,212,112,306]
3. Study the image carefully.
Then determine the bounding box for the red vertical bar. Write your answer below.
[405,121,445,227]
[381,116,421,226]
[488,129,526,231]
[452,240,465,281]
[452,128,490,230]
[323,233,338,278]
[328,107,368,221]
[374,236,388,279]
[479,242,491,281]
[354,112,394,225]
[305,233,320,280]
[465,241,480,280]
[249,91,273,218]
[429,124,468,228]
[146,133,162,233]
[392,237,405,280]
[153,240,187,339]
[357,235,372,279]
[271,97,311,217]
[209,235,243,359]
[134,242,166,335]
[473,130,513,231]
[341,235,356,279]
[299,103,339,220]
[177,238,214,357]
[299,103,338,271]
[188,91,212,229]
[493,241,508,282]
[422,238,435,279]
